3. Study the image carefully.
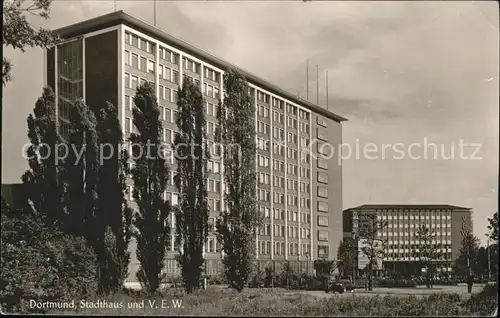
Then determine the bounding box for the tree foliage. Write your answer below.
[2,0,59,86]
[336,238,358,279]
[173,78,209,293]
[356,213,387,291]
[129,83,171,295]
[487,212,498,242]
[20,86,65,229]
[412,225,443,288]
[1,196,96,313]
[215,70,259,292]
[454,231,480,277]
[94,102,134,294]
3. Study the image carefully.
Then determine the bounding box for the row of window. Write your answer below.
[257,108,309,132]
[318,245,329,258]
[206,121,220,136]
[257,155,270,168]
[386,253,453,260]
[387,244,452,250]
[128,186,180,204]
[124,35,319,127]
[125,50,155,74]
[377,214,453,219]
[159,64,180,84]
[204,66,220,82]
[385,221,453,227]
[379,231,453,238]
[207,160,221,174]
[257,99,310,122]
[206,102,219,117]
[207,179,224,193]
[124,73,153,90]
[182,57,201,74]
[208,199,222,213]
[258,224,312,239]
[257,91,270,103]
[158,85,179,103]
[259,207,312,224]
[258,242,312,257]
[159,46,179,65]
[125,32,155,54]
[257,121,270,135]
[202,83,221,99]
[376,210,454,216]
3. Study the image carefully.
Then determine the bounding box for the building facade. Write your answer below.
[343,204,473,277]
[45,11,346,281]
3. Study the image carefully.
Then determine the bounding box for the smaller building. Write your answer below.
[343,204,473,278]
[1,183,26,210]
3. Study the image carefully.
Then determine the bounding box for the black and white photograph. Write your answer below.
[1,0,498,315]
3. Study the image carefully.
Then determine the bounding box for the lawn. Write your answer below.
[48,285,497,316]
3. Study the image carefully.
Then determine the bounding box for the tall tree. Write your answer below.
[486,212,498,281]
[336,238,358,279]
[21,87,65,229]
[487,212,498,242]
[454,231,480,278]
[412,225,443,288]
[173,78,209,293]
[2,0,59,86]
[95,102,133,293]
[130,83,171,295]
[356,213,387,291]
[215,70,259,292]
[61,98,104,289]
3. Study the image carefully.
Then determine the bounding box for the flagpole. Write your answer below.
[154,0,157,26]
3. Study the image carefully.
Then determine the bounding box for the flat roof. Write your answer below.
[345,204,471,211]
[51,10,348,123]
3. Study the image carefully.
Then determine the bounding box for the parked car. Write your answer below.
[340,280,354,291]
[325,281,346,294]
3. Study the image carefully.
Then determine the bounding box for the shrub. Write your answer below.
[207,274,227,286]
[377,278,417,288]
[464,283,498,316]
[248,267,264,288]
[0,204,97,313]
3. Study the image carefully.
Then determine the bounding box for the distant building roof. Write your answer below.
[345,204,471,211]
[51,10,348,123]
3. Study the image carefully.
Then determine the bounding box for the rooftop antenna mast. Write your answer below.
[154,0,157,26]
[114,0,116,11]
[306,59,309,101]
[326,70,329,110]
[316,64,319,105]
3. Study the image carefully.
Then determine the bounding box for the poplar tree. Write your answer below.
[173,78,209,293]
[62,98,104,287]
[129,83,171,295]
[21,87,65,229]
[95,102,133,293]
[215,70,259,292]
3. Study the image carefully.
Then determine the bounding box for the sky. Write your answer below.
[2,0,498,245]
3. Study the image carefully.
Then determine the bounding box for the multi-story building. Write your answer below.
[45,11,347,281]
[343,204,473,277]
